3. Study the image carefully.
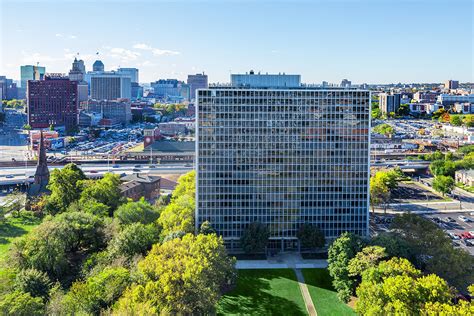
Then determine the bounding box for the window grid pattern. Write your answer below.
[197,89,370,241]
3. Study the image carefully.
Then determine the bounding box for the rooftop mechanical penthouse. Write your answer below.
[196,84,370,252]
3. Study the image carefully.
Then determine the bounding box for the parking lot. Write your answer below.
[423,212,474,255]
[390,181,441,203]
[370,212,474,256]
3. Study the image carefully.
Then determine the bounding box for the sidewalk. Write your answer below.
[236,252,328,270]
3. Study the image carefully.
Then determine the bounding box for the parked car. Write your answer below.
[5,175,14,179]
[458,215,471,222]
[445,217,456,223]
[112,165,120,168]
[463,239,474,247]
[460,232,473,239]
[89,170,98,174]
[448,232,460,240]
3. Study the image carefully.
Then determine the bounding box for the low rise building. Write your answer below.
[158,122,187,136]
[454,102,474,114]
[120,173,161,201]
[455,169,474,186]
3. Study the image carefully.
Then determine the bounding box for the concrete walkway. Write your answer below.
[236,255,327,269]
[295,268,317,316]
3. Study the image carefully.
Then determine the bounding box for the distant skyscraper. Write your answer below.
[20,65,46,88]
[27,75,78,130]
[379,93,401,114]
[69,57,86,81]
[187,73,208,100]
[151,79,189,101]
[196,78,370,251]
[92,60,105,72]
[0,76,18,100]
[340,79,352,88]
[89,72,131,100]
[81,99,131,125]
[117,68,139,84]
[231,70,301,88]
[69,58,88,102]
[445,80,459,90]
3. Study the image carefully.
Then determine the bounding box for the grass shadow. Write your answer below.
[0,222,28,239]
[217,269,306,316]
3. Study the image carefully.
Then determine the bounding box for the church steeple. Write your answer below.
[33,131,50,187]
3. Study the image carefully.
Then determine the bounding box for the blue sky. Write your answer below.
[0,0,472,84]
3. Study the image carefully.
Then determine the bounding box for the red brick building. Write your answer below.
[27,75,78,130]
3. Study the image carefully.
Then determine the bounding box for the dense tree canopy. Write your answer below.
[46,163,86,214]
[373,123,394,136]
[114,233,236,315]
[79,173,124,213]
[114,197,160,225]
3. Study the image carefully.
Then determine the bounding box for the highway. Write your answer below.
[0,163,193,186]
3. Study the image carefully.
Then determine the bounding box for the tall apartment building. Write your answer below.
[196,85,370,251]
[0,76,18,100]
[379,93,401,114]
[445,80,459,90]
[187,73,208,100]
[340,79,352,88]
[27,75,78,130]
[88,72,131,100]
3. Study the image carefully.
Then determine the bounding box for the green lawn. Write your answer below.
[0,215,41,260]
[217,269,307,316]
[302,269,355,316]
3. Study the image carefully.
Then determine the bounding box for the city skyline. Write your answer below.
[1,0,472,84]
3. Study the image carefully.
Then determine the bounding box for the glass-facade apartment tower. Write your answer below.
[196,87,370,251]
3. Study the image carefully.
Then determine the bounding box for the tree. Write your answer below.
[200,221,216,235]
[23,124,32,130]
[114,233,236,314]
[390,213,474,291]
[370,232,415,261]
[373,123,394,136]
[348,246,387,277]
[114,197,160,225]
[158,171,196,238]
[370,169,399,213]
[429,159,456,177]
[108,223,159,259]
[397,103,410,117]
[240,222,269,254]
[424,285,474,315]
[46,163,86,214]
[296,223,325,249]
[68,199,109,217]
[79,173,124,213]
[355,257,452,315]
[372,107,382,120]
[0,291,45,316]
[450,115,463,126]
[432,108,446,120]
[61,267,131,315]
[14,268,52,300]
[432,175,454,196]
[159,194,195,237]
[463,114,474,127]
[9,212,105,281]
[328,232,365,302]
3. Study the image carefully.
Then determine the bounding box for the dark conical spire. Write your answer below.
[34,131,50,186]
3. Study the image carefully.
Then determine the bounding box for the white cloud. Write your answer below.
[69,35,77,39]
[152,48,180,56]
[133,43,180,56]
[55,33,63,37]
[107,47,141,62]
[133,43,152,50]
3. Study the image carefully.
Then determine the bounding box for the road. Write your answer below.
[0,163,193,186]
